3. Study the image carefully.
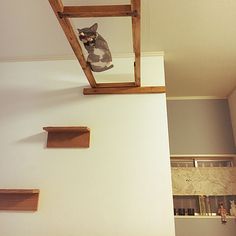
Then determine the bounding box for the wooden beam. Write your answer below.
[131,0,141,87]
[83,86,166,95]
[96,82,136,88]
[61,5,134,18]
[48,0,97,88]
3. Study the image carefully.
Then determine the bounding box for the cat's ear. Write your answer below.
[90,23,98,32]
[77,28,81,33]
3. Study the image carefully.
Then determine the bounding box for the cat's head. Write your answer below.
[77,23,98,44]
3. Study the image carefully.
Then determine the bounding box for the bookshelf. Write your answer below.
[173,195,236,216]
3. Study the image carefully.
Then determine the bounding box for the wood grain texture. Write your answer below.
[131,0,141,86]
[0,189,39,211]
[83,86,166,95]
[43,126,89,132]
[96,82,136,88]
[43,126,90,148]
[61,5,134,18]
[48,0,97,88]
[0,189,39,194]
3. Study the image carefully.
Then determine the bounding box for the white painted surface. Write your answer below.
[0,56,175,236]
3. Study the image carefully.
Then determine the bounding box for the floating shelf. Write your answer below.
[43,126,90,148]
[0,189,40,211]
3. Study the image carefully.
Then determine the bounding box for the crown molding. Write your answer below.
[167,96,227,100]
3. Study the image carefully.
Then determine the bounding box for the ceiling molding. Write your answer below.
[166,96,227,101]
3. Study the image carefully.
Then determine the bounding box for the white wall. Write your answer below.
[229,88,236,146]
[0,56,175,236]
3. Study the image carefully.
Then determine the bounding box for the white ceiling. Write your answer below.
[1,0,236,97]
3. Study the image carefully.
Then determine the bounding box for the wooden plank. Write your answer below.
[131,0,141,86]
[43,126,90,148]
[48,0,97,88]
[0,189,39,194]
[83,86,166,95]
[0,190,39,211]
[96,82,136,88]
[43,126,89,133]
[61,5,134,18]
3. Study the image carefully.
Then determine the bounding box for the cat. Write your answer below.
[77,23,113,72]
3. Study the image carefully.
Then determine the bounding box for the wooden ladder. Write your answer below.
[49,0,165,95]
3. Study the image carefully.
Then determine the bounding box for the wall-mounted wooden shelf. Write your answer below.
[0,189,40,211]
[43,126,90,148]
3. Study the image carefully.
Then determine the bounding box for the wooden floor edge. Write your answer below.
[83,86,166,95]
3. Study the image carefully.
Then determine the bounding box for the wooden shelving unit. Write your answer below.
[173,194,236,217]
[43,126,90,148]
[0,189,40,211]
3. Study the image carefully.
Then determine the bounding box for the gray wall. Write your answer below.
[167,99,236,154]
[229,89,236,146]
[175,218,236,236]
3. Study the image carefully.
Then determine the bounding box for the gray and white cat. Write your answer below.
[77,23,113,72]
